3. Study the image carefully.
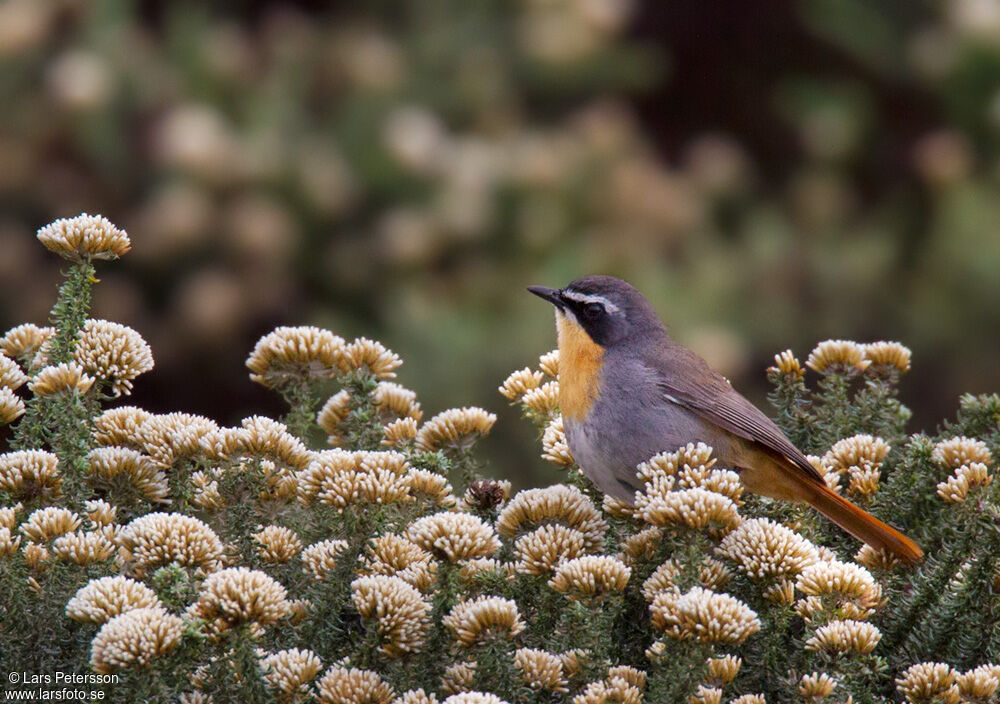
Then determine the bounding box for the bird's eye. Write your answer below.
[583,302,604,320]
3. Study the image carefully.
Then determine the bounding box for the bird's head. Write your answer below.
[527,275,663,348]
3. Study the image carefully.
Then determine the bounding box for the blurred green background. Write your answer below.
[2,0,999,489]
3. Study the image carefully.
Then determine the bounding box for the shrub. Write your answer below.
[2,214,1000,703]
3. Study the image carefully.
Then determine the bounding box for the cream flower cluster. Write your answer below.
[36,213,131,261]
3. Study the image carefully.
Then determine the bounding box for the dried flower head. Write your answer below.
[416,407,496,452]
[302,539,349,580]
[93,406,151,448]
[515,524,587,575]
[798,672,836,700]
[66,576,161,624]
[821,435,890,498]
[351,575,430,656]
[0,353,27,391]
[0,387,25,424]
[246,326,346,388]
[20,507,81,542]
[52,530,116,565]
[768,350,804,379]
[74,320,154,396]
[538,350,559,378]
[0,450,61,500]
[515,648,568,692]
[651,587,761,645]
[937,462,992,503]
[373,382,423,421]
[406,512,500,562]
[706,655,741,685]
[548,555,631,599]
[90,607,183,674]
[259,648,323,698]
[806,340,870,373]
[796,559,883,620]
[804,620,881,655]
[384,418,419,447]
[864,341,912,373]
[955,665,1000,702]
[85,447,169,504]
[37,213,131,261]
[541,415,574,467]
[522,381,560,417]
[188,567,290,633]
[896,663,959,704]
[1,324,54,365]
[362,534,438,592]
[29,362,95,396]
[119,512,224,577]
[497,484,607,551]
[932,437,993,469]
[499,367,544,401]
[716,517,819,580]
[443,596,525,647]
[253,525,303,563]
[461,479,509,511]
[315,666,395,704]
[406,468,456,507]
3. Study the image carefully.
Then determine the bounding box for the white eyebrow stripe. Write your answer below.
[561,290,620,313]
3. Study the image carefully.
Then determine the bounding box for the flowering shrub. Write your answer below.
[2,214,1000,703]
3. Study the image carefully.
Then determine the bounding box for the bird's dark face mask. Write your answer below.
[527,285,627,347]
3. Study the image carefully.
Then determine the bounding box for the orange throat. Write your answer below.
[556,312,605,422]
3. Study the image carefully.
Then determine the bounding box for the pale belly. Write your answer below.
[562,373,749,504]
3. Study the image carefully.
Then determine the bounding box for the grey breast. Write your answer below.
[563,350,728,504]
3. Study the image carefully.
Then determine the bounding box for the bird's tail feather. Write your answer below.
[804,482,923,564]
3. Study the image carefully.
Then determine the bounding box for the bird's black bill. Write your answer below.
[527,285,565,310]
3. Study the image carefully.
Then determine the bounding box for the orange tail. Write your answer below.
[804,482,923,565]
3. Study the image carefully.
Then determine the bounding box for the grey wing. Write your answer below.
[649,344,825,484]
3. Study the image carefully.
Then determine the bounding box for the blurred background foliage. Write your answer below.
[1,0,999,489]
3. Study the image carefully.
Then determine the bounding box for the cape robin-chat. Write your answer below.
[528,274,922,564]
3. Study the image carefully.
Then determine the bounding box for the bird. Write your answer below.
[528,274,923,564]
